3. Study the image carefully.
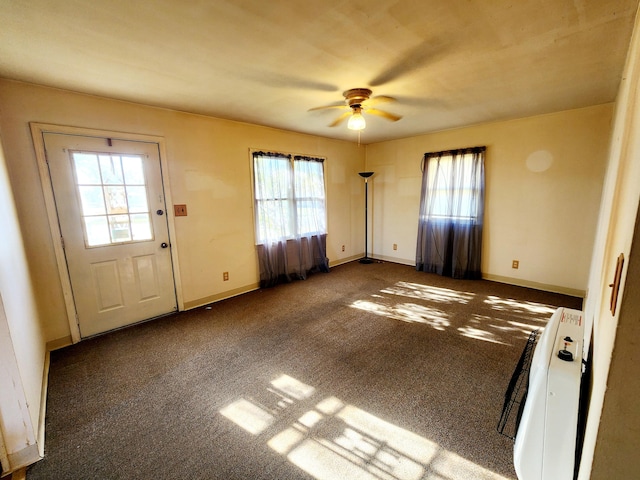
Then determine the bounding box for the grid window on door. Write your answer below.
[72,152,154,247]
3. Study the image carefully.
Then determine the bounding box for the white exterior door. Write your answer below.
[44,133,177,338]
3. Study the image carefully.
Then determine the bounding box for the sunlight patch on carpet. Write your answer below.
[219,398,274,435]
[220,374,316,435]
[349,281,560,347]
[485,296,556,316]
[381,281,475,304]
[221,374,512,480]
[351,300,450,329]
[457,325,508,345]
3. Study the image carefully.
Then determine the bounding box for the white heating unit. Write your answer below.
[513,307,584,480]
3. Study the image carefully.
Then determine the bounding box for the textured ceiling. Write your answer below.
[1,0,638,144]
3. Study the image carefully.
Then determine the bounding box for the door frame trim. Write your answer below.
[29,123,184,343]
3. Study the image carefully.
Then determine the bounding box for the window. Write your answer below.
[253,151,326,244]
[72,152,153,247]
[416,147,485,279]
[423,150,483,222]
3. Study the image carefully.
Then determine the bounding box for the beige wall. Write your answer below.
[365,105,612,295]
[0,79,614,343]
[589,210,640,479]
[0,134,44,473]
[579,7,640,479]
[0,79,366,344]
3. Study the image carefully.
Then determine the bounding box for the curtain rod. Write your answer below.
[423,146,486,158]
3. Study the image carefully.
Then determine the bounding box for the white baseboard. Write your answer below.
[372,255,414,266]
[483,273,586,298]
[37,352,50,458]
[329,254,364,267]
[46,335,72,351]
[2,445,39,479]
[183,283,260,310]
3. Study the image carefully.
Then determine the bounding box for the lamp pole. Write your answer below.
[359,172,374,264]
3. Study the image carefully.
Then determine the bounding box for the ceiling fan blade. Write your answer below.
[369,35,451,87]
[364,95,396,107]
[308,102,348,112]
[329,111,352,127]
[365,108,402,122]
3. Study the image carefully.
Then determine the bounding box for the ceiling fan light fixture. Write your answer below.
[310,88,399,132]
[348,107,366,131]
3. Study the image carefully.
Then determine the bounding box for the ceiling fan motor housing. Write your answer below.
[309,88,399,128]
[343,88,372,107]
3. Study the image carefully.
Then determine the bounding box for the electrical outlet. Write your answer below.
[223,271,229,281]
[174,204,187,216]
[341,245,345,252]
[393,243,397,251]
[512,260,519,269]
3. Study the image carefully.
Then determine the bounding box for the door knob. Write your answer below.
[161,242,169,248]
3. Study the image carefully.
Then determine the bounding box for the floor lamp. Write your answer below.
[359,172,374,264]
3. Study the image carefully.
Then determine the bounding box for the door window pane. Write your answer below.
[131,213,153,240]
[126,186,148,213]
[104,186,128,214]
[74,153,102,184]
[99,155,124,184]
[78,186,106,216]
[72,151,157,247]
[109,215,132,242]
[122,156,145,184]
[84,216,111,246]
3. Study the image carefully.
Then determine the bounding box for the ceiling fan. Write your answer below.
[309,88,402,130]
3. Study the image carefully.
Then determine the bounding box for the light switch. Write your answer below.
[174,204,187,216]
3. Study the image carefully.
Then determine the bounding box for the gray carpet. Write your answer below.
[27,261,582,480]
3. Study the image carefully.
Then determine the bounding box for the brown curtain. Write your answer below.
[256,234,329,288]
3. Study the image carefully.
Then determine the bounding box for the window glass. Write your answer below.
[99,155,124,184]
[78,186,106,216]
[122,156,145,184]
[104,186,128,214]
[108,214,132,242]
[84,216,111,246]
[126,186,148,213]
[74,153,102,184]
[426,153,480,221]
[130,213,153,241]
[253,153,326,244]
[72,152,154,247]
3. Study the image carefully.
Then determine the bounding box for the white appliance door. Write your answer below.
[514,307,584,480]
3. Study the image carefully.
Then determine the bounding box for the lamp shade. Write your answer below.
[348,109,366,131]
